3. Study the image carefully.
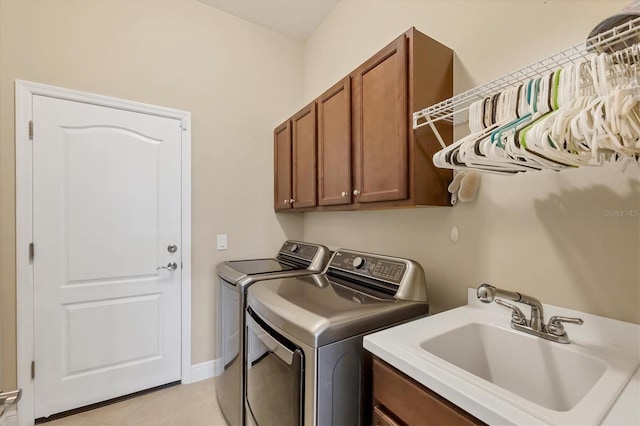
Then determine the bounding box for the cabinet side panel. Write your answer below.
[410,29,453,206]
[274,122,292,210]
[317,78,352,206]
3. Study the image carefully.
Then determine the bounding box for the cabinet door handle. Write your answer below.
[353,190,361,196]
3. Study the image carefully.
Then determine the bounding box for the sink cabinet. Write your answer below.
[274,27,453,212]
[372,357,483,426]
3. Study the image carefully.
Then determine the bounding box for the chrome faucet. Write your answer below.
[477,284,583,344]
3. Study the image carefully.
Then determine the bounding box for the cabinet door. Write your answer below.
[373,358,482,426]
[352,35,408,203]
[317,77,351,206]
[292,102,317,208]
[274,121,292,210]
[373,405,402,426]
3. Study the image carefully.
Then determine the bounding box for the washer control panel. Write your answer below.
[280,241,319,261]
[329,250,406,285]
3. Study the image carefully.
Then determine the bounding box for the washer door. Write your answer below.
[246,307,304,426]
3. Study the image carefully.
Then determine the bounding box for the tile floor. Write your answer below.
[39,379,226,426]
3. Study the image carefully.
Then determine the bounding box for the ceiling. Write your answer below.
[198,0,340,41]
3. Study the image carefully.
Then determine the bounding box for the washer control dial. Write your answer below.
[352,256,365,269]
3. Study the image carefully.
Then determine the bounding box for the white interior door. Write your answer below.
[32,95,182,418]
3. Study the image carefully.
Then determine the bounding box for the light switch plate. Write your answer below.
[217,234,228,250]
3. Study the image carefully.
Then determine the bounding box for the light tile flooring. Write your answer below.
[39,379,227,426]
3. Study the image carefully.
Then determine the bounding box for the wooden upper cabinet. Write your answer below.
[317,77,352,206]
[273,27,453,212]
[292,102,317,208]
[352,35,408,204]
[274,121,292,210]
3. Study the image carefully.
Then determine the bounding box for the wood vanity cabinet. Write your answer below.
[274,102,317,211]
[274,27,453,211]
[372,357,484,426]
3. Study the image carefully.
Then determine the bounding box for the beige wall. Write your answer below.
[0,0,304,390]
[302,1,640,322]
[1,0,638,394]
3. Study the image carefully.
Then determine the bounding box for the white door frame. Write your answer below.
[15,80,192,425]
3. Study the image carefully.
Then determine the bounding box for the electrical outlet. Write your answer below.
[217,234,228,250]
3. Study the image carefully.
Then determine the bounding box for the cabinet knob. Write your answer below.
[290,199,295,203]
[284,199,289,204]
[353,189,361,196]
[341,191,348,197]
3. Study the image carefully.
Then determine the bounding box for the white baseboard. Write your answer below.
[190,359,223,383]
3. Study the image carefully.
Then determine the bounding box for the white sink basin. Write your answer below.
[420,322,607,412]
[363,290,640,425]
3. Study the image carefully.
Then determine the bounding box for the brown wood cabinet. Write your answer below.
[274,27,453,211]
[274,121,292,210]
[373,357,484,426]
[274,103,318,211]
[317,77,352,206]
[352,33,408,204]
[291,102,317,208]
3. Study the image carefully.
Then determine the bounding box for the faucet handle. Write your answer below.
[495,298,527,325]
[547,316,584,336]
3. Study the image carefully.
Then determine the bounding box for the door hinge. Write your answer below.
[29,242,34,261]
[31,361,35,379]
[29,120,33,140]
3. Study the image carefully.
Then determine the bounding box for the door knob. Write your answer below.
[167,244,178,253]
[157,262,178,271]
[353,189,361,196]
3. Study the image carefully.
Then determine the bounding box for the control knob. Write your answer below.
[352,256,365,269]
[290,244,299,253]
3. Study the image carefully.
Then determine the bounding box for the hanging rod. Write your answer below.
[413,15,640,130]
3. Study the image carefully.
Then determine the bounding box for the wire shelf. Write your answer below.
[413,15,640,130]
